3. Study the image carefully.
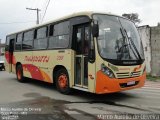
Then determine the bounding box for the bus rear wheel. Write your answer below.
[56,69,71,94]
[16,65,25,82]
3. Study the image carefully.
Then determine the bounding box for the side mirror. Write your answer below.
[92,24,99,38]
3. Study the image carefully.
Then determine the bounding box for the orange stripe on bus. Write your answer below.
[39,70,52,83]
[96,70,146,94]
[23,64,52,83]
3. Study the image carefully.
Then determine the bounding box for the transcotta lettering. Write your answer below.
[24,56,50,62]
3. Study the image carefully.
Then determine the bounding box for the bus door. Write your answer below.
[74,24,90,88]
[8,39,15,72]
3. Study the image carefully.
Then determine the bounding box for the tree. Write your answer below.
[122,13,141,25]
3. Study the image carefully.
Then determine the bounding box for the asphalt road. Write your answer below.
[0,71,160,120]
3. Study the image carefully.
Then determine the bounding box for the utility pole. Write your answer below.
[26,8,41,25]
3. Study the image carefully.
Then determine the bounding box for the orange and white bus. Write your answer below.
[5,12,146,94]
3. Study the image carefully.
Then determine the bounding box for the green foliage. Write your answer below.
[146,74,160,81]
[122,13,141,25]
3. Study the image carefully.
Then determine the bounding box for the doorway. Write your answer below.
[74,24,90,88]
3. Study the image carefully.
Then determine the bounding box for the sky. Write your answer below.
[0,0,160,43]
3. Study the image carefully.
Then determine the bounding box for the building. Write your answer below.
[150,26,160,76]
[138,25,160,76]
[138,25,151,73]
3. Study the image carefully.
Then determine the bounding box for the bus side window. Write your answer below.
[22,30,34,50]
[15,33,23,51]
[48,21,70,48]
[5,37,10,51]
[34,27,48,49]
[9,39,15,52]
[49,25,54,36]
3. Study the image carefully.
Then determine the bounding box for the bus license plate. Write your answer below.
[127,81,135,86]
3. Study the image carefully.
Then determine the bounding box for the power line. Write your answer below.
[41,0,51,23]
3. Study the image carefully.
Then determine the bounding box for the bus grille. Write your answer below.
[116,71,141,79]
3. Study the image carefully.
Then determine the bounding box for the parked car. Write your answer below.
[0,56,5,71]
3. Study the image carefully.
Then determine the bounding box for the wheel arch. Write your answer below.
[16,62,22,70]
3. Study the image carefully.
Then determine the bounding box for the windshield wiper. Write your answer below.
[123,29,142,60]
[116,28,132,60]
[119,28,138,60]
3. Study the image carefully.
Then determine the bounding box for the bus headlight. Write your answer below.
[101,64,115,78]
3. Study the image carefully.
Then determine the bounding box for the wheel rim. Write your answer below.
[17,69,21,80]
[58,74,68,89]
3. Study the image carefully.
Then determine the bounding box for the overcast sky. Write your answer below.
[0,0,160,43]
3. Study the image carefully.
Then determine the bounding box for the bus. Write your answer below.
[5,12,146,94]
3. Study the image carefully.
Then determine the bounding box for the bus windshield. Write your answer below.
[93,14,144,64]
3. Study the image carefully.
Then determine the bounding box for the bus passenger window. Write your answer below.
[22,30,34,50]
[49,25,54,36]
[15,33,23,51]
[9,39,15,52]
[34,27,47,49]
[48,21,69,49]
[5,37,10,51]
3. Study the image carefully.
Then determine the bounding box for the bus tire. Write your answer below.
[56,69,71,94]
[16,65,25,82]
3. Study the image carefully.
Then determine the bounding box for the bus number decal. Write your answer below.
[57,56,64,60]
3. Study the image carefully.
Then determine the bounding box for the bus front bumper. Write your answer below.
[96,71,146,94]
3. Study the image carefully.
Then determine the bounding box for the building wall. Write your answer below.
[138,26,151,74]
[150,26,160,76]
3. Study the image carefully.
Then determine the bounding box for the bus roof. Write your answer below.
[7,11,124,36]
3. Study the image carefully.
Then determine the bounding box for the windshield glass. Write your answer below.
[119,18,144,59]
[93,14,144,61]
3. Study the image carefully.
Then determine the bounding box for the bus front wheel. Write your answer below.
[56,69,71,94]
[16,65,25,82]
